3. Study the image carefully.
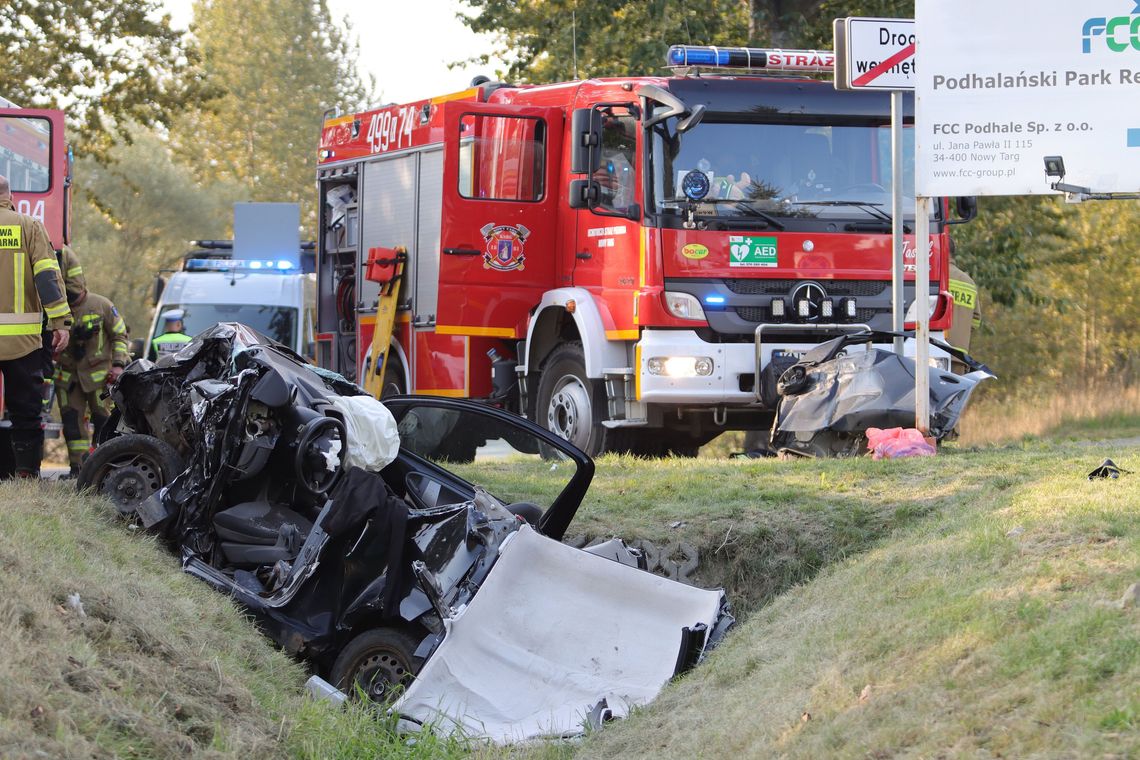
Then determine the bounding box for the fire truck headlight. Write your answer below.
[648,356,715,377]
[820,298,834,319]
[842,298,857,319]
[770,297,786,320]
[903,298,938,322]
[664,291,706,321]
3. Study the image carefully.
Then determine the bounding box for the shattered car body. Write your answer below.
[770,331,994,458]
[83,323,733,739]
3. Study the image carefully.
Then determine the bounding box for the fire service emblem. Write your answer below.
[481,222,529,272]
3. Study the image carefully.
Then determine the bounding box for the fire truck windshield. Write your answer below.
[649,118,934,228]
[0,115,51,192]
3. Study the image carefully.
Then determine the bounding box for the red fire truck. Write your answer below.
[1,97,71,474]
[314,46,972,456]
[0,96,70,248]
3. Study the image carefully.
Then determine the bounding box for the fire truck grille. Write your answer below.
[734,307,880,323]
[722,279,888,297]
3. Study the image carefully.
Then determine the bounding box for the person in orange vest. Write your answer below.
[0,174,72,478]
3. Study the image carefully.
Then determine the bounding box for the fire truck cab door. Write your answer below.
[438,101,564,335]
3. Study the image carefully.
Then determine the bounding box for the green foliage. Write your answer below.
[70,127,240,335]
[971,199,1140,387]
[461,0,750,82]
[173,0,372,233]
[0,0,210,159]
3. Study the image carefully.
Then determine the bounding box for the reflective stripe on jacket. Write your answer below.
[0,198,72,360]
[55,291,130,393]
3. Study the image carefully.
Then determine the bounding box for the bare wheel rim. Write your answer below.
[356,649,411,701]
[546,374,592,449]
[98,453,163,508]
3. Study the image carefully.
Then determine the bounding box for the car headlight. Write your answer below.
[647,356,714,377]
[664,291,706,321]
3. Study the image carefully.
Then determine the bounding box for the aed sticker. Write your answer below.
[0,225,22,249]
[728,235,777,268]
[681,243,709,260]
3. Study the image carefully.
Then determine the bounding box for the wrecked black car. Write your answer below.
[768,330,994,458]
[79,324,731,741]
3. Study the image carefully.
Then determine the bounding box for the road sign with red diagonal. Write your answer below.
[834,17,916,91]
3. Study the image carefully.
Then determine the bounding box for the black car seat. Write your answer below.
[213,500,314,566]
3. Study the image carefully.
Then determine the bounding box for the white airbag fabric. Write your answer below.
[394,524,724,743]
[326,395,400,472]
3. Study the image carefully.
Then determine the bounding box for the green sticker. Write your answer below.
[728,235,777,268]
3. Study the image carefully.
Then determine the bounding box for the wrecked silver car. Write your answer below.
[768,331,994,458]
[78,323,732,740]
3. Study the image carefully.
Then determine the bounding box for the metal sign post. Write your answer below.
[835,17,915,356]
[891,91,905,354]
[914,196,931,433]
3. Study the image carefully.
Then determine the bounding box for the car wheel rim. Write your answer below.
[98,454,162,511]
[547,375,592,449]
[356,650,410,701]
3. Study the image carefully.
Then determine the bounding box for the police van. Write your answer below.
[146,240,317,361]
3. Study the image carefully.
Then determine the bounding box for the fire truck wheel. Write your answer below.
[380,361,405,399]
[535,342,606,456]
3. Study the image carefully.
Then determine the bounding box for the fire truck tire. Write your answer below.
[535,342,607,457]
[380,360,405,399]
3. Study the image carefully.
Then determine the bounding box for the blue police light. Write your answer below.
[704,295,726,306]
[183,258,296,273]
[666,45,834,73]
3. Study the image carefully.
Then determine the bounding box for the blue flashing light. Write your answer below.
[665,44,834,73]
[704,295,727,306]
[184,258,297,273]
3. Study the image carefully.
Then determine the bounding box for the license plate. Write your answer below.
[771,349,806,361]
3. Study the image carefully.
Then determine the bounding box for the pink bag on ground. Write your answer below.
[865,427,936,460]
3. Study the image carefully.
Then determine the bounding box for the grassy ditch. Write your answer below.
[0,480,469,760]
[530,438,1140,759]
[459,445,1059,617]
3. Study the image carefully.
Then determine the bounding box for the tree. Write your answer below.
[173,0,371,233]
[70,128,240,334]
[0,0,210,159]
[461,0,750,82]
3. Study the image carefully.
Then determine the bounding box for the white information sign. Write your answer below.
[916,0,1140,196]
[835,17,916,91]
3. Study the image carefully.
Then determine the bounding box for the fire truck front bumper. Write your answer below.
[634,328,951,407]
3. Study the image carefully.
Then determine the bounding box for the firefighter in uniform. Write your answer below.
[0,174,72,478]
[55,271,129,475]
[150,309,192,360]
[947,261,982,374]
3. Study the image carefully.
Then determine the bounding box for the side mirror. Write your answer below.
[129,337,145,361]
[946,196,977,225]
[567,178,598,209]
[152,275,166,305]
[569,108,601,174]
[677,104,706,133]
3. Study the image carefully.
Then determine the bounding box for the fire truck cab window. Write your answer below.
[649,118,936,226]
[0,116,52,193]
[594,114,637,213]
[459,114,546,202]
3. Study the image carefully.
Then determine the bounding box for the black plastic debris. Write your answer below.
[1088,458,1131,480]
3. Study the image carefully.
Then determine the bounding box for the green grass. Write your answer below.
[5,433,1138,758]
[540,438,1140,759]
[0,480,470,760]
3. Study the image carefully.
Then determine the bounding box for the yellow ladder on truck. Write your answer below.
[361,245,407,399]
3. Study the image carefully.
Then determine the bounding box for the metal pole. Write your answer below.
[914,195,932,434]
[890,90,904,354]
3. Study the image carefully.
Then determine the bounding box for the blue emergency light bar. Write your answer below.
[666,45,834,73]
[184,258,297,272]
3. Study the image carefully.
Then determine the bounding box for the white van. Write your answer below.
[146,241,317,360]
